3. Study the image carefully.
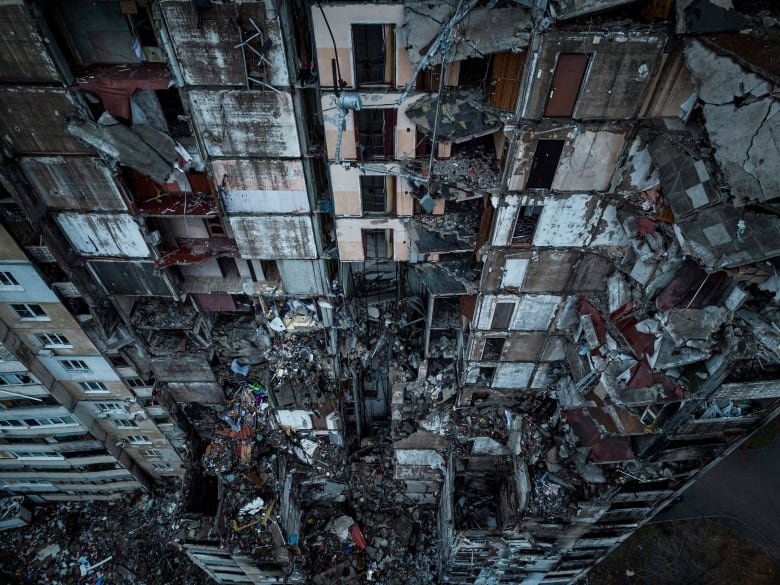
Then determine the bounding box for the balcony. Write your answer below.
[156,238,240,269]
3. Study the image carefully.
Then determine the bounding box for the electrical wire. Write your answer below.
[315,0,343,95]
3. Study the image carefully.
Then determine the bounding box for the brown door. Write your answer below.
[490,302,515,330]
[544,53,589,117]
[488,51,527,111]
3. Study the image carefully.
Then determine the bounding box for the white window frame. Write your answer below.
[144,448,162,459]
[114,419,138,429]
[36,332,73,349]
[60,359,91,372]
[126,435,151,445]
[80,381,109,394]
[0,373,37,386]
[95,402,124,414]
[124,378,148,389]
[11,303,49,321]
[22,415,77,428]
[152,462,173,472]
[0,272,21,289]
[13,451,64,460]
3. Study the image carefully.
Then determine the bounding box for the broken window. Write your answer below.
[205,216,227,237]
[544,54,589,118]
[363,229,392,260]
[512,206,543,245]
[356,109,396,160]
[526,139,564,189]
[155,88,191,138]
[258,260,280,283]
[0,373,35,386]
[36,0,147,67]
[482,338,505,361]
[490,302,515,330]
[477,367,495,386]
[360,176,390,214]
[352,24,395,87]
[109,355,130,367]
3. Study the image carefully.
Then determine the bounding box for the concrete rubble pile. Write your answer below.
[0,494,209,585]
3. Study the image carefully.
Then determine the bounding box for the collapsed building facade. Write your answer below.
[0,0,779,583]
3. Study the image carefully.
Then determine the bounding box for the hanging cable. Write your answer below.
[316,0,343,95]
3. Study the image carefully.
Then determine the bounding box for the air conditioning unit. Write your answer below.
[37,349,54,357]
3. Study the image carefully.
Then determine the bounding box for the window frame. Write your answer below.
[80,381,109,394]
[126,435,152,445]
[352,23,395,87]
[60,359,91,372]
[36,332,73,349]
[95,402,124,414]
[360,175,389,214]
[355,108,396,160]
[0,272,21,288]
[0,373,36,386]
[11,303,49,321]
[114,419,139,429]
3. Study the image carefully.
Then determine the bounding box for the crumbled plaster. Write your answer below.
[685,40,780,203]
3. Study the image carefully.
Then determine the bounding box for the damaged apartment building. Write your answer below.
[0,0,779,583]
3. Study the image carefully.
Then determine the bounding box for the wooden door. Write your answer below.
[544,53,589,117]
[488,51,526,111]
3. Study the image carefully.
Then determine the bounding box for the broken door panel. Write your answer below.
[526,139,565,189]
[544,53,589,117]
[488,51,527,111]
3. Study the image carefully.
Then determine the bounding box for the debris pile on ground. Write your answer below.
[0,494,212,585]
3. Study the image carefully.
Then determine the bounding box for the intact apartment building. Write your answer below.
[0,0,779,584]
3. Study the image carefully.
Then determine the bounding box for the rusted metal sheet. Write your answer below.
[0,88,88,154]
[229,216,317,260]
[156,237,240,269]
[20,157,126,211]
[544,54,589,117]
[55,212,150,258]
[212,159,310,214]
[137,193,219,217]
[188,91,301,158]
[0,3,61,83]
